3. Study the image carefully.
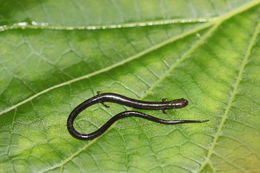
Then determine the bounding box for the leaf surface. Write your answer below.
[0,0,259,173]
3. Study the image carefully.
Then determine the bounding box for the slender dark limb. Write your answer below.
[162,110,167,114]
[162,98,168,102]
[161,98,168,114]
[101,102,110,108]
[97,91,110,108]
[67,111,209,140]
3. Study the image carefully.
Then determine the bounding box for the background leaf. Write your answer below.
[0,0,259,172]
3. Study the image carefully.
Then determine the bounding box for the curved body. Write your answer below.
[67,92,207,140]
[68,111,208,140]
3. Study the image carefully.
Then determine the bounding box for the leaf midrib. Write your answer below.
[197,21,260,173]
[0,17,215,32]
[0,22,212,116]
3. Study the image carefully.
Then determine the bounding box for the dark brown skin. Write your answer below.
[67,93,208,140]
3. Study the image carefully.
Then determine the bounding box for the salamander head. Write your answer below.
[169,98,188,108]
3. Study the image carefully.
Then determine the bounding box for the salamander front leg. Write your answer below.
[97,91,110,108]
[161,98,168,114]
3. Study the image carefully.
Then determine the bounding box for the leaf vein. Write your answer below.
[0,22,212,116]
[197,21,260,173]
[40,20,219,173]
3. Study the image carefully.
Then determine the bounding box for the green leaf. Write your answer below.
[0,0,260,172]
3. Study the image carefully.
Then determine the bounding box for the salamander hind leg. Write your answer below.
[97,91,110,108]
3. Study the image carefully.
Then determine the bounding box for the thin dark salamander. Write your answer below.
[67,93,209,140]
